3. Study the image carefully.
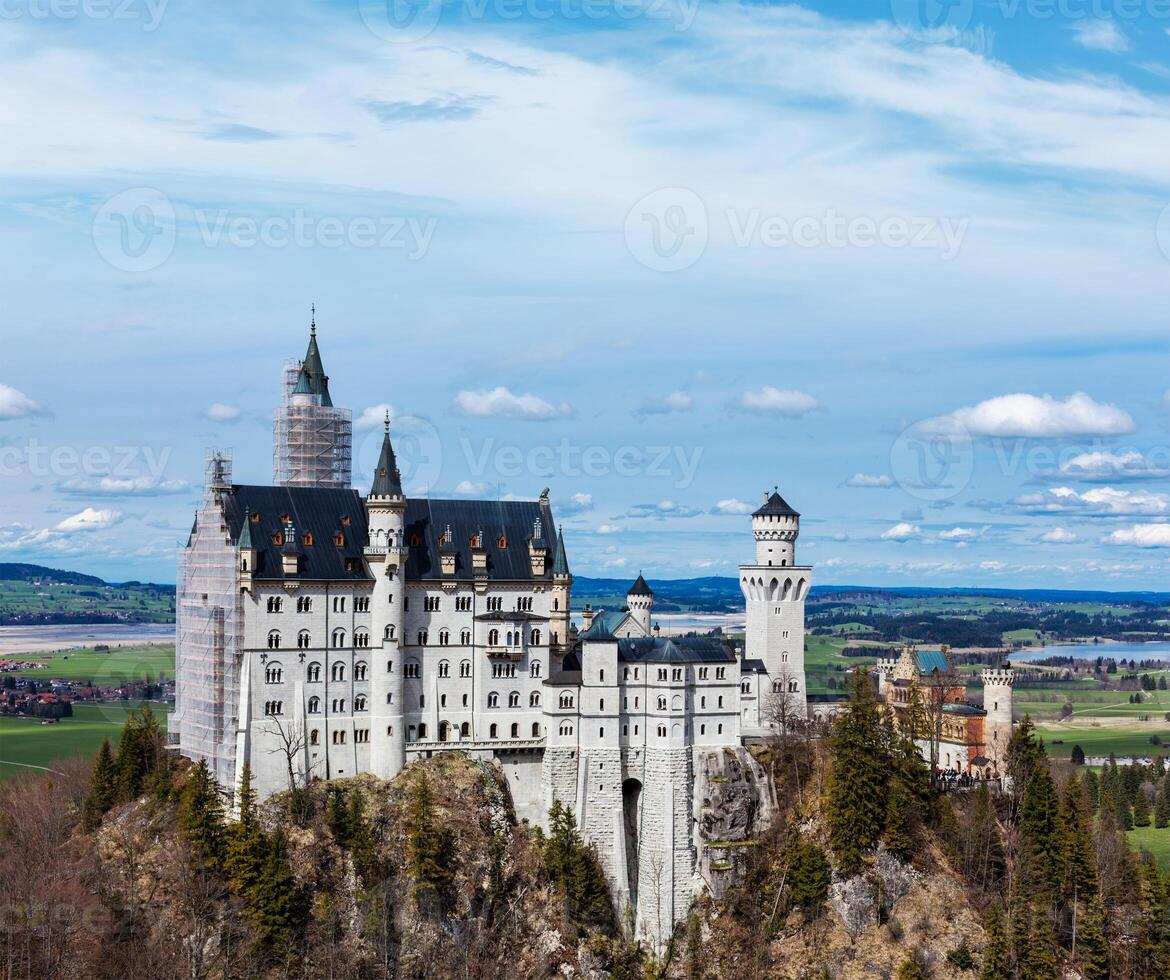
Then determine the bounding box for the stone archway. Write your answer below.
[622,778,642,906]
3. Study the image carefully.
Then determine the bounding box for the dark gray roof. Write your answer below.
[402,497,557,582]
[617,635,735,664]
[627,573,653,597]
[370,426,403,497]
[753,491,799,518]
[741,658,767,673]
[942,702,985,716]
[582,616,616,640]
[222,485,371,581]
[546,648,582,685]
[553,529,570,577]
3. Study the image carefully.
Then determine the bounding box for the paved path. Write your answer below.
[0,759,66,776]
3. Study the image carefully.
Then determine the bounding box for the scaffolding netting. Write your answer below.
[273,360,353,488]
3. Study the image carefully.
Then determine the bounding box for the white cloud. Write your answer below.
[204,402,240,423]
[453,479,488,496]
[882,522,921,541]
[1057,450,1170,481]
[0,383,47,421]
[1038,527,1077,544]
[1012,486,1170,517]
[597,524,623,534]
[57,475,189,497]
[453,387,570,420]
[1071,20,1129,53]
[945,392,1134,438]
[1102,524,1170,548]
[939,526,982,540]
[623,500,703,519]
[637,390,693,415]
[55,507,123,532]
[558,492,594,515]
[712,498,753,515]
[845,473,894,488]
[739,386,819,417]
[355,403,394,430]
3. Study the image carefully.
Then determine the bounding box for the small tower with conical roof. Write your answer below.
[550,528,572,656]
[626,572,653,635]
[366,413,407,779]
[273,308,353,488]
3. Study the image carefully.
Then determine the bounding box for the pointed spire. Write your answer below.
[628,572,653,597]
[298,307,333,407]
[238,509,254,550]
[553,528,570,577]
[371,420,403,497]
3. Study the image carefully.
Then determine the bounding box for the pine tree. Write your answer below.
[1020,902,1057,980]
[1081,768,1100,811]
[1019,760,1060,902]
[980,900,1010,980]
[826,668,889,877]
[114,705,164,801]
[248,831,307,952]
[1133,786,1152,827]
[1070,744,1085,766]
[783,835,830,916]
[1155,776,1170,830]
[895,955,927,980]
[83,738,117,830]
[405,773,455,917]
[225,765,266,895]
[1056,775,1097,904]
[1076,899,1110,980]
[882,779,913,860]
[179,758,226,869]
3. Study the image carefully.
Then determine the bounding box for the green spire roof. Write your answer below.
[296,306,333,407]
[553,528,570,576]
[371,414,403,497]
[238,509,254,550]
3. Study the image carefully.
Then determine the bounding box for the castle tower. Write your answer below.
[739,489,811,726]
[366,416,407,779]
[550,528,573,659]
[626,573,653,635]
[273,309,353,488]
[980,663,1015,775]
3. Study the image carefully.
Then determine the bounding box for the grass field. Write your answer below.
[1127,826,1170,874]
[0,579,173,622]
[8,643,175,684]
[0,702,169,779]
[1035,720,1168,761]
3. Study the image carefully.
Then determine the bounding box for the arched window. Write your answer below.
[267,596,283,613]
[460,628,471,645]
[510,723,519,738]
[354,630,369,648]
[438,660,450,678]
[307,662,321,682]
[439,629,450,646]
[354,694,367,711]
[488,691,500,708]
[267,630,281,649]
[308,696,320,713]
[310,729,319,745]
[529,692,541,707]
[354,661,368,681]
[460,660,472,678]
[532,722,541,737]
[265,663,283,684]
[297,630,311,649]
[530,660,542,678]
[657,696,667,710]
[331,629,346,648]
[508,691,520,708]
[559,692,575,709]
[297,596,312,613]
[559,722,574,736]
[384,624,395,640]
[405,660,420,678]
[489,723,499,739]
[417,629,428,646]
[531,629,541,646]
[418,723,428,739]
[331,662,346,682]
[460,722,470,738]
[488,628,500,646]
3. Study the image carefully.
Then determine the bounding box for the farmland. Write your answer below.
[5,643,175,685]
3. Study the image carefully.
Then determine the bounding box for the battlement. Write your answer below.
[981,667,1015,687]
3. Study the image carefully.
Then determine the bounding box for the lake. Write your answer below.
[1007,641,1170,665]
[0,623,175,657]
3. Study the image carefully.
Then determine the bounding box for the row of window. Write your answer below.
[617,665,729,682]
[408,721,543,741]
[266,596,372,614]
[267,629,371,650]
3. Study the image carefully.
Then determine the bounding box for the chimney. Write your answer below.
[582,604,594,631]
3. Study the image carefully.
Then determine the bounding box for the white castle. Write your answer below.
[173,323,818,942]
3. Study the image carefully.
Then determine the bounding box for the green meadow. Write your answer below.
[8,643,175,685]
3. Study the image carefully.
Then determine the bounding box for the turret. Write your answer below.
[280,521,300,576]
[550,528,572,654]
[366,414,407,779]
[238,508,257,593]
[980,662,1015,774]
[626,573,653,635]
[752,489,800,567]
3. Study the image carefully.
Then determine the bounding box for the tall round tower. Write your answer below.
[626,573,653,635]
[980,663,1015,775]
[752,489,800,567]
[366,416,407,780]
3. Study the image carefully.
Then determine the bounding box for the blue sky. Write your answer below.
[1,0,1170,587]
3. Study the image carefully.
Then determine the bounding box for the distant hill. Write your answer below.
[0,563,107,588]
[0,564,175,626]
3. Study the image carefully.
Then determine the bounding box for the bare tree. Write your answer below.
[763,669,806,805]
[259,714,312,797]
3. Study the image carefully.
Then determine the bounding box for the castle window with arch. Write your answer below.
[530,660,542,678]
[267,596,283,614]
[265,663,283,684]
[297,630,311,649]
[418,723,428,739]
[354,661,368,681]
[489,723,498,739]
[559,692,575,709]
[488,628,500,646]
[417,629,428,646]
[460,660,471,678]
[310,729,319,745]
[267,630,281,650]
[460,628,471,645]
[308,696,320,714]
[529,692,541,707]
[508,691,520,708]
[264,701,283,716]
[331,697,346,712]
[559,722,574,736]
[438,660,450,678]
[531,629,541,645]
[297,596,312,613]
[385,624,395,640]
[307,662,321,682]
[488,691,500,708]
[354,694,367,711]
[461,722,470,738]
[657,668,667,681]
[354,630,369,648]
[331,629,346,648]
[532,722,541,738]
[511,723,520,738]
[404,660,420,678]
[657,695,667,711]
[331,662,346,682]
[439,629,450,646]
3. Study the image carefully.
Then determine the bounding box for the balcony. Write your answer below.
[485,645,525,661]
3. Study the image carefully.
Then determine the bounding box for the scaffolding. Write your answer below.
[273,360,353,488]
[173,451,243,789]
